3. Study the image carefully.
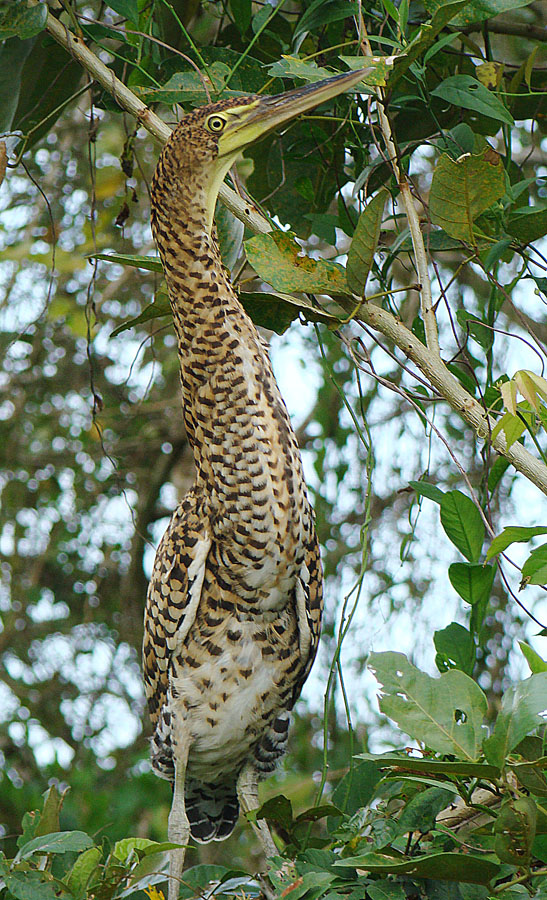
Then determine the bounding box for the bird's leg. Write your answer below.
[237,763,277,860]
[167,723,191,900]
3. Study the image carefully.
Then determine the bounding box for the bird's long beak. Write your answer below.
[217,67,369,158]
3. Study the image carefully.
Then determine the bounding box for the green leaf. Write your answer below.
[90,252,163,273]
[431,75,514,125]
[483,673,547,767]
[245,231,348,295]
[367,880,407,900]
[491,411,526,449]
[485,525,547,561]
[346,189,388,295]
[294,0,359,40]
[110,292,171,337]
[254,795,293,829]
[266,56,335,83]
[65,847,102,900]
[521,543,547,586]
[506,206,547,245]
[239,292,338,335]
[440,491,485,562]
[519,641,547,674]
[494,797,537,865]
[0,36,35,133]
[333,851,500,884]
[113,837,159,861]
[332,761,381,816]
[429,150,507,242]
[2,871,65,900]
[14,831,93,863]
[230,0,252,34]
[0,2,47,40]
[106,0,139,21]
[424,0,539,27]
[368,651,488,760]
[35,786,65,837]
[339,56,395,87]
[448,562,495,606]
[409,480,445,504]
[356,752,500,778]
[434,622,476,675]
[398,786,455,834]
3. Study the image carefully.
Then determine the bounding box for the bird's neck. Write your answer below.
[151,165,310,557]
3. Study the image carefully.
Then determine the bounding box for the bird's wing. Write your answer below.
[143,489,211,726]
[293,525,323,703]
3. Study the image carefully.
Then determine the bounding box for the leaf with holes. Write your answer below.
[368,652,488,760]
[346,189,388,296]
[245,231,348,295]
[429,150,506,242]
[431,75,514,125]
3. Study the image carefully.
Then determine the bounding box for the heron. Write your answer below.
[141,67,365,899]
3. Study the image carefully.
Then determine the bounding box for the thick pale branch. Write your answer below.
[42,7,272,236]
[356,301,547,496]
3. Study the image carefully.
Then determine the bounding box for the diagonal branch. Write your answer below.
[41,6,272,236]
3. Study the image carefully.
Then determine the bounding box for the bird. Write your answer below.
[141,68,365,900]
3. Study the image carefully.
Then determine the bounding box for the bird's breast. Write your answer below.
[167,607,300,781]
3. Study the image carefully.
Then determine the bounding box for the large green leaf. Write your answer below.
[14,831,93,863]
[431,75,514,125]
[0,37,35,133]
[0,2,47,40]
[333,851,500,884]
[2,871,65,900]
[486,525,547,561]
[346,189,388,296]
[425,0,537,26]
[429,150,507,242]
[368,652,488,760]
[239,291,338,334]
[245,231,348,295]
[483,673,547,767]
[506,207,547,245]
[440,490,485,562]
[448,562,495,606]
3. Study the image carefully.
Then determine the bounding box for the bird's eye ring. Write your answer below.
[207,115,226,133]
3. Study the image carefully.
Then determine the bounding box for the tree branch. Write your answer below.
[41,6,272,236]
[353,299,547,496]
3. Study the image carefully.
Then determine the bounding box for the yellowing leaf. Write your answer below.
[429,150,506,243]
[514,370,540,411]
[499,379,517,415]
[491,411,526,449]
[245,231,348,295]
[475,61,504,89]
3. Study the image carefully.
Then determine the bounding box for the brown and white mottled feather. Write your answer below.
[143,97,323,845]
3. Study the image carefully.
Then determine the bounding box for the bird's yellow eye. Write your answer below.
[206,115,227,133]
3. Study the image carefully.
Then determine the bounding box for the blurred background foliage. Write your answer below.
[0,0,546,872]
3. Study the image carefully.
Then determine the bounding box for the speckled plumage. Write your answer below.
[142,97,323,854]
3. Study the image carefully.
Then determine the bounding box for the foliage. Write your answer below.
[2,652,547,897]
[1,0,547,894]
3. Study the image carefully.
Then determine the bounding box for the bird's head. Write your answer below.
[154,68,368,234]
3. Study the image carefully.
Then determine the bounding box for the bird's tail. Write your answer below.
[185,779,239,843]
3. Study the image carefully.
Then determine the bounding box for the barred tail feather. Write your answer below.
[185,779,239,843]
